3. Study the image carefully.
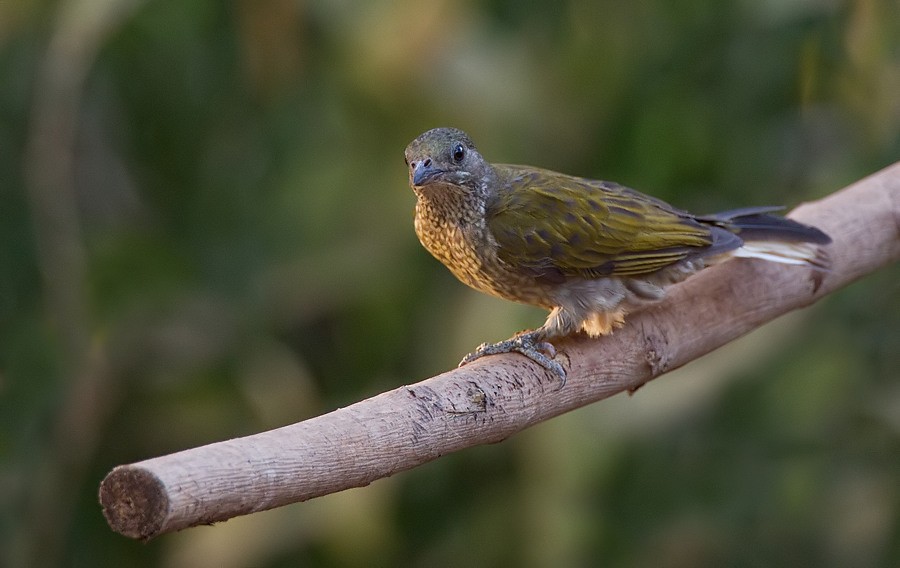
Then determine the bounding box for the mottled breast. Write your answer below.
[414,197,554,307]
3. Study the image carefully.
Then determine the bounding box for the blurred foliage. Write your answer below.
[1,0,898,566]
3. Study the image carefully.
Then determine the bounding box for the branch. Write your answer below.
[100,162,900,540]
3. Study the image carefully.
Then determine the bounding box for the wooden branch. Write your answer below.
[100,162,900,540]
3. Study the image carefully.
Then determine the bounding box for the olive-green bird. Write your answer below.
[404,127,831,382]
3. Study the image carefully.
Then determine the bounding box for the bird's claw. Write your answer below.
[459,332,567,388]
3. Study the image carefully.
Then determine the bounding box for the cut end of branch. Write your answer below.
[99,466,168,540]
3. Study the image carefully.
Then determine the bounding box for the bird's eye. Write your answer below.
[451,143,465,163]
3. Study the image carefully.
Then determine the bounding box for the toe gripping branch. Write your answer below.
[459,330,567,388]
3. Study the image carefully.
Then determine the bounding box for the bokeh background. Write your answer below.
[2,0,899,566]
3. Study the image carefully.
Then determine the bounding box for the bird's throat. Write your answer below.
[414,187,493,286]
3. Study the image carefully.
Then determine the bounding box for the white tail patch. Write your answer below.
[731,241,829,269]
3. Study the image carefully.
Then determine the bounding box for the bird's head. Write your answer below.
[404,128,491,196]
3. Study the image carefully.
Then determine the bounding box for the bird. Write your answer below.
[404,127,831,383]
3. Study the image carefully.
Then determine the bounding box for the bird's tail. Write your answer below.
[701,206,832,269]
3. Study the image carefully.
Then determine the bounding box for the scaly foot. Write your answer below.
[459,331,567,387]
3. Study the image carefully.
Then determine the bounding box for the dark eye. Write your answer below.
[451,143,465,163]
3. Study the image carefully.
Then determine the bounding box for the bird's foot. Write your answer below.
[459,331,567,388]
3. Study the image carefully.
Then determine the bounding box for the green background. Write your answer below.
[2,0,898,566]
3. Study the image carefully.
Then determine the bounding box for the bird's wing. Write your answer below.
[486,165,721,278]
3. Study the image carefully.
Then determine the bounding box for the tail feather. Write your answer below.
[702,207,832,270]
[701,205,786,220]
[704,209,832,245]
[731,241,831,270]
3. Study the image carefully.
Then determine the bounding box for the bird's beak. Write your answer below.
[412,160,443,186]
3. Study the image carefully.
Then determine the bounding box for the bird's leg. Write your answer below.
[459,330,567,386]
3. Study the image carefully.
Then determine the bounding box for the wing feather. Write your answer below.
[487,165,716,278]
